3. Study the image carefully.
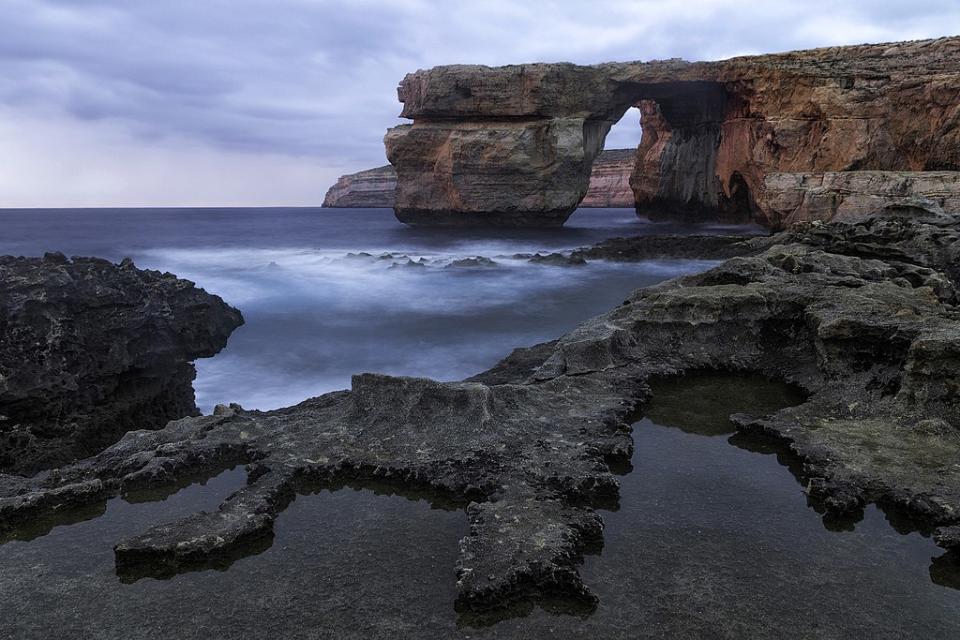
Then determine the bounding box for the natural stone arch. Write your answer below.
[384,37,960,228]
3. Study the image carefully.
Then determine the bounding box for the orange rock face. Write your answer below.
[385,37,960,228]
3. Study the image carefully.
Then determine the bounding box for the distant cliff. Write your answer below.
[323,149,637,208]
[579,149,635,207]
[322,165,398,207]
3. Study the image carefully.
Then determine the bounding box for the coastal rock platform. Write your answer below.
[1,212,957,613]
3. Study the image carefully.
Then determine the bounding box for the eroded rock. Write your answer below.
[385,37,960,227]
[1,214,958,614]
[0,254,243,475]
[324,149,638,210]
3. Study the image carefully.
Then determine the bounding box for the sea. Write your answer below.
[1,207,957,639]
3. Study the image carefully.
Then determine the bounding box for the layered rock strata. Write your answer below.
[0,254,243,475]
[1,212,957,612]
[763,172,960,224]
[385,37,960,227]
[322,165,397,208]
[323,150,637,209]
[579,149,636,207]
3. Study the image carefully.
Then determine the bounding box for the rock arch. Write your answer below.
[384,37,960,228]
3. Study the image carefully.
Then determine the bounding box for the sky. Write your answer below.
[0,0,957,208]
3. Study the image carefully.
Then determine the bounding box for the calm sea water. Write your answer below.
[0,207,754,411]
[2,208,957,638]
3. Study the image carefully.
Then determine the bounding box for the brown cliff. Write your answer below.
[324,149,637,209]
[384,37,960,228]
[322,165,397,208]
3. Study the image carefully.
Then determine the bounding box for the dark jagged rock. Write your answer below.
[526,252,587,267]
[570,234,758,262]
[0,254,243,475]
[1,214,958,614]
[448,256,498,268]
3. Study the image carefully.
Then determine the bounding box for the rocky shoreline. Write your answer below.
[0,254,243,475]
[1,209,956,613]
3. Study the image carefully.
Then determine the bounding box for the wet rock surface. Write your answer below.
[0,254,243,475]
[1,212,958,614]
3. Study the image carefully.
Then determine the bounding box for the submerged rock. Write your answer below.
[1,213,958,614]
[527,252,587,267]
[0,254,243,475]
[448,256,498,268]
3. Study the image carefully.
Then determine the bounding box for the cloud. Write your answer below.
[0,106,341,207]
[0,0,957,206]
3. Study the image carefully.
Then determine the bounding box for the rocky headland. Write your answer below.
[0,254,243,475]
[2,209,957,614]
[384,37,960,227]
[322,149,637,209]
[322,165,398,208]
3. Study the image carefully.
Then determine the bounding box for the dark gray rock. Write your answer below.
[1,213,958,614]
[0,254,243,475]
[448,256,498,268]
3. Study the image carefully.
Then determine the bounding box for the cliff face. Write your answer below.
[580,149,635,207]
[0,253,243,475]
[324,149,637,209]
[384,37,960,227]
[322,165,397,208]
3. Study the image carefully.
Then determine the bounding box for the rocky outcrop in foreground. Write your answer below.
[323,149,637,209]
[0,254,243,475]
[1,212,958,613]
[385,37,960,227]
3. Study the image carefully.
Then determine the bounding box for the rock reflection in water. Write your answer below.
[2,374,960,639]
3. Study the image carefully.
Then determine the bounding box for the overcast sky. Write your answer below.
[0,0,957,207]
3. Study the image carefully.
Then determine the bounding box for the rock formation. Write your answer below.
[2,211,958,613]
[322,165,397,208]
[579,149,636,207]
[323,149,637,209]
[0,254,243,475]
[384,37,960,227]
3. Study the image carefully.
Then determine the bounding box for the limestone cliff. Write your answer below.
[322,165,397,208]
[384,37,960,228]
[580,149,635,207]
[324,149,637,209]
